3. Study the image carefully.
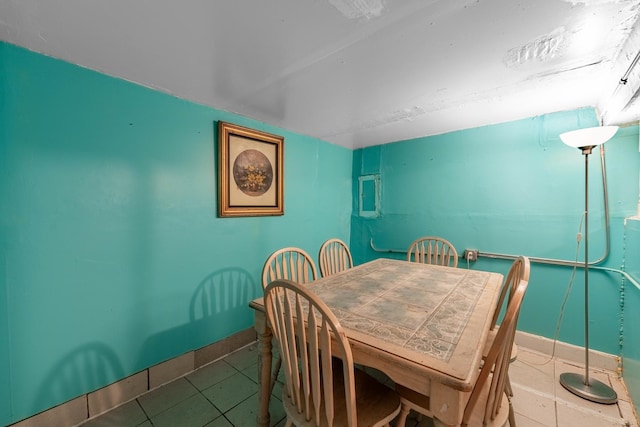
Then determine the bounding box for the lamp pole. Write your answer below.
[583,146,592,387]
[558,144,617,404]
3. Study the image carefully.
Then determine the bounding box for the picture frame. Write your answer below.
[218,121,284,217]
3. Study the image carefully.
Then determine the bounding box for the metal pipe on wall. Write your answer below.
[370,143,612,269]
[479,142,611,267]
[369,142,640,290]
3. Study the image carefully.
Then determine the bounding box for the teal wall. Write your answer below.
[351,112,640,358]
[3,39,640,425]
[0,42,352,425]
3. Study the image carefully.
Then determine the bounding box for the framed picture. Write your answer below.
[218,121,284,217]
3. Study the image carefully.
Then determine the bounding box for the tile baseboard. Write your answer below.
[515,330,621,373]
[8,328,257,427]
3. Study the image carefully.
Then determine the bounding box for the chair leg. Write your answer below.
[270,356,282,395]
[507,394,516,426]
[506,372,513,397]
[506,371,516,425]
[395,403,411,427]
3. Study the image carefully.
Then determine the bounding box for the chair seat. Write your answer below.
[483,328,518,363]
[283,365,401,427]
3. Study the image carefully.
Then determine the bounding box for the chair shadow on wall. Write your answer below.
[136,268,258,368]
[34,342,124,417]
[189,267,257,323]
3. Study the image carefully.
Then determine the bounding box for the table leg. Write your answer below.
[431,382,466,427]
[255,311,273,427]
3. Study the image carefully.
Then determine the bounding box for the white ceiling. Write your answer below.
[1,0,640,149]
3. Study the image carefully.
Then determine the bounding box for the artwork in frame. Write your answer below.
[218,121,284,217]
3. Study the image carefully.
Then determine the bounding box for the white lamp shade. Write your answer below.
[559,126,619,149]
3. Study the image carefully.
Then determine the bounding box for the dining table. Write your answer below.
[249,257,503,427]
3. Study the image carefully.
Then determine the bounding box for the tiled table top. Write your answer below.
[312,258,494,361]
[300,258,503,383]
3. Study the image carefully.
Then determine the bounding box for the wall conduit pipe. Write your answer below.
[370,144,640,289]
[477,143,611,267]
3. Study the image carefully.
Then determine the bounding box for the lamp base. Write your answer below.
[559,372,618,404]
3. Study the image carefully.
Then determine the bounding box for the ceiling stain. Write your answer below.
[504,28,566,67]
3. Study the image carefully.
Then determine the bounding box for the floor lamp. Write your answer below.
[558,125,619,404]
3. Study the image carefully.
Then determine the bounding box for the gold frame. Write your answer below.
[218,121,284,217]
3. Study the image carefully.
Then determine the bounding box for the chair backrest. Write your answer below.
[463,278,529,426]
[490,256,531,330]
[406,236,459,267]
[264,279,358,426]
[318,238,353,277]
[261,247,318,288]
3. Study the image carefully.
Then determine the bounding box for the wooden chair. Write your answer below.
[264,279,402,427]
[395,278,529,427]
[407,236,459,267]
[261,247,319,395]
[483,256,531,399]
[318,238,353,277]
[262,247,318,287]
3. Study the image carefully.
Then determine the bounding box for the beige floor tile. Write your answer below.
[206,415,234,426]
[200,372,259,413]
[556,399,628,427]
[186,359,238,391]
[510,413,550,427]
[510,350,556,396]
[82,400,147,427]
[222,343,260,371]
[240,362,259,383]
[510,385,557,427]
[619,399,640,427]
[150,393,221,427]
[137,377,199,417]
[223,393,286,427]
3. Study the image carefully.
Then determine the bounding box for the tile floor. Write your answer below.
[78,343,639,427]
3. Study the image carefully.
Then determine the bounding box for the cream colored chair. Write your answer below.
[261,247,318,394]
[395,278,529,427]
[406,236,459,267]
[264,279,402,427]
[318,238,353,277]
[262,246,318,286]
[483,256,531,400]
